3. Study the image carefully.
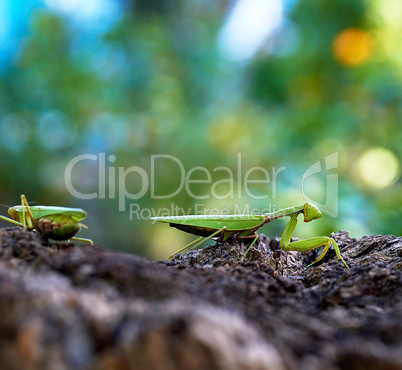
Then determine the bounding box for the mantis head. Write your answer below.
[303,203,322,222]
[8,207,20,221]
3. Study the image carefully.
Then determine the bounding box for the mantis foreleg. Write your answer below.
[280,214,349,270]
[21,195,26,229]
[21,194,37,230]
[0,194,34,228]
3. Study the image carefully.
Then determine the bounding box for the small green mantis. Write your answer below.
[0,194,93,245]
[151,203,349,269]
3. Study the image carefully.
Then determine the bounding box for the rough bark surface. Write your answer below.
[0,227,401,370]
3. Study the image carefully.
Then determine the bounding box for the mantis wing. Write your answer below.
[151,214,267,232]
[13,206,87,221]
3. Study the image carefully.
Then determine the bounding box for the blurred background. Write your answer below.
[0,0,400,259]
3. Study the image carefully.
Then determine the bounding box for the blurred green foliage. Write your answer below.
[0,0,400,259]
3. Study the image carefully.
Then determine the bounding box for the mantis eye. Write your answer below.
[303,203,322,222]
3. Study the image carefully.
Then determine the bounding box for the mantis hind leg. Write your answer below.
[70,237,94,245]
[0,215,25,227]
[189,227,227,251]
[167,227,227,260]
[238,234,259,260]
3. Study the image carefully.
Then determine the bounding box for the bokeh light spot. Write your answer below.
[87,112,128,151]
[218,0,283,62]
[357,147,400,189]
[333,28,372,66]
[45,0,122,32]
[376,0,402,26]
[208,117,243,153]
[0,114,29,152]
[38,111,76,150]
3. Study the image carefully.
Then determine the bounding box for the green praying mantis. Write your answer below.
[0,194,93,245]
[151,202,349,269]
